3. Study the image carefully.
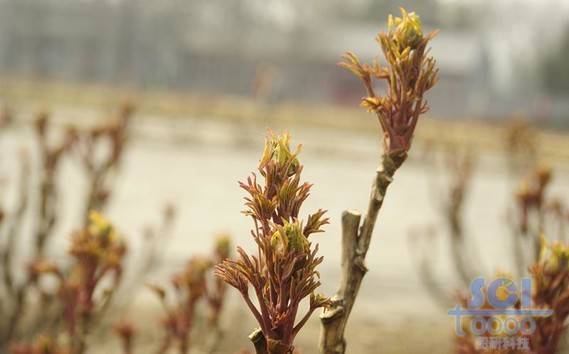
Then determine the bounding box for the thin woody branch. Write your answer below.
[319,152,405,354]
[320,8,438,354]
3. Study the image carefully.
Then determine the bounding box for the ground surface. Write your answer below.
[1,97,569,353]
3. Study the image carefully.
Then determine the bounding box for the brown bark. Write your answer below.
[319,152,406,354]
[249,329,268,354]
[249,328,293,354]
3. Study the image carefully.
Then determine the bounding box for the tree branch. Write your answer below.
[319,152,406,354]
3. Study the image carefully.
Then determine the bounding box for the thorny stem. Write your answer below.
[319,152,406,354]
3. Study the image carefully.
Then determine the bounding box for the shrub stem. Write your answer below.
[319,152,406,354]
[249,328,268,354]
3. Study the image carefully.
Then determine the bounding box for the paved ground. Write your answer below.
[2,110,569,353]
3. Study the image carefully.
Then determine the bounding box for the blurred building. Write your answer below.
[0,0,568,124]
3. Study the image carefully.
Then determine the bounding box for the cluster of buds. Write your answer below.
[515,164,552,235]
[206,234,232,329]
[113,320,136,354]
[508,164,569,277]
[455,239,569,354]
[452,274,540,354]
[10,334,69,354]
[215,131,330,354]
[76,102,134,220]
[453,274,514,354]
[65,211,126,314]
[516,165,569,242]
[1,105,135,350]
[28,212,127,354]
[528,238,569,353]
[537,237,569,273]
[2,112,76,345]
[151,256,211,354]
[118,233,230,354]
[340,8,438,157]
[504,118,538,175]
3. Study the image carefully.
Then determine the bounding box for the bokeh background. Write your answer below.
[2,0,569,122]
[0,0,568,353]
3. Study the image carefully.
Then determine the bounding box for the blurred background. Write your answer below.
[1,0,569,122]
[0,0,569,353]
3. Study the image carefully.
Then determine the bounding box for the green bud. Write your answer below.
[215,234,231,258]
[270,221,308,255]
[389,8,423,49]
[271,229,287,256]
[259,132,300,173]
[539,236,569,272]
